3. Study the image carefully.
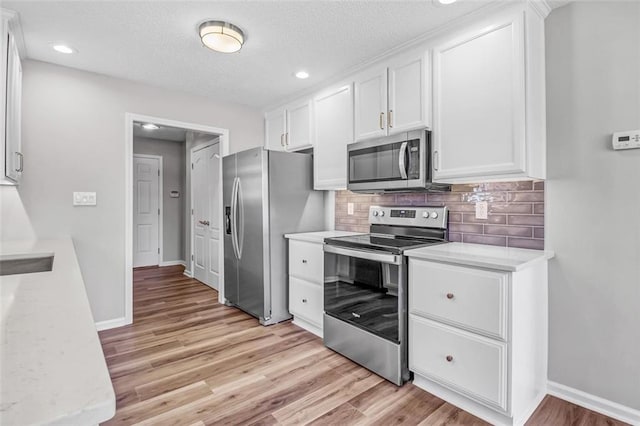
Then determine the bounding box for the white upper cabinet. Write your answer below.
[1,10,23,185]
[285,98,313,151]
[265,107,286,152]
[354,49,429,142]
[313,83,353,190]
[354,66,387,141]
[432,7,546,182]
[387,51,429,134]
[264,99,313,152]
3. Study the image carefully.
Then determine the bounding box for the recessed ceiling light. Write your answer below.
[142,123,160,130]
[52,44,75,54]
[295,71,309,79]
[438,0,457,4]
[199,21,245,53]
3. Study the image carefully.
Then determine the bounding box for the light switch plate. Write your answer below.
[475,201,488,219]
[347,202,354,215]
[73,192,97,206]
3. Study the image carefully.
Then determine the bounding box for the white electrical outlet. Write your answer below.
[73,192,97,206]
[475,201,488,219]
[347,202,354,215]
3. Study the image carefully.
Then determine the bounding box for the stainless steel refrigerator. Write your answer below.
[223,147,324,325]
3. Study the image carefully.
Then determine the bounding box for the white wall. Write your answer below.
[133,136,186,263]
[0,186,36,241]
[16,60,263,322]
[546,2,640,410]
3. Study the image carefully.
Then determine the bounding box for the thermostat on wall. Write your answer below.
[612,130,640,150]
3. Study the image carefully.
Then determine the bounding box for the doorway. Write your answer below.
[191,142,220,289]
[125,113,229,326]
[132,154,162,267]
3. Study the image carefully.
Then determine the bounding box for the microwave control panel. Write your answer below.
[612,130,640,150]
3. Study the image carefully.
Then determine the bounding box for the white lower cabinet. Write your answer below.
[410,316,507,411]
[408,257,549,426]
[289,277,323,328]
[287,239,324,337]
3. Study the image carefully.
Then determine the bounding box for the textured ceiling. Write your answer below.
[4,1,557,109]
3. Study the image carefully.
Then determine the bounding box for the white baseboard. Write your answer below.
[95,317,128,331]
[183,269,193,278]
[547,380,640,425]
[159,260,186,267]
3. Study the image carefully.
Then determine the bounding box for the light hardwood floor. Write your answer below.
[99,266,628,426]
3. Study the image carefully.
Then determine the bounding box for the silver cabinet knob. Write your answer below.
[446,355,453,362]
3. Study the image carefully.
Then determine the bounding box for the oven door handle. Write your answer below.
[323,244,403,265]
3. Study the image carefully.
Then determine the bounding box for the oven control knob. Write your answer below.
[378,210,385,217]
[372,211,379,217]
[431,211,439,219]
[422,212,430,219]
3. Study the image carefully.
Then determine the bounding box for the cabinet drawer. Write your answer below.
[409,315,508,412]
[409,260,508,340]
[289,240,323,283]
[289,277,323,327]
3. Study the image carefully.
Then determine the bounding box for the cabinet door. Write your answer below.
[264,108,286,152]
[432,14,526,181]
[354,66,387,141]
[286,99,313,151]
[313,83,353,190]
[5,31,21,182]
[388,50,429,134]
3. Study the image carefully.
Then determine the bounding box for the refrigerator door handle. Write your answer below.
[236,177,244,260]
[230,177,240,260]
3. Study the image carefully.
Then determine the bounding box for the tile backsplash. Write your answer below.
[334,181,545,250]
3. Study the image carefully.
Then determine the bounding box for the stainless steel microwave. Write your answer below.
[347,130,450,193]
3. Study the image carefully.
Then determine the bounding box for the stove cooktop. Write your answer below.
[324,233,447,255]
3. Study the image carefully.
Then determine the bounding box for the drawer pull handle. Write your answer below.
[302,259,307,263]
[302,298,307,303]
[446,293,454,299]
[446,355,453,362]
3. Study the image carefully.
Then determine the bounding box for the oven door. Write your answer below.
[323,244,409,385]
[323,245,406,343]
[347,130,426,193]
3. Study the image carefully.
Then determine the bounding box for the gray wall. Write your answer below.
[133,136,186,263]
[14,60,263,322]
[546,2,640,409]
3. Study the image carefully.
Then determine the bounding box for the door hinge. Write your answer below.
[158,247,160,254]
[191,163,194,169]
[191,209,194,215]
[191,254,194,261]
[158,169,160,177]
[158,208,160,215]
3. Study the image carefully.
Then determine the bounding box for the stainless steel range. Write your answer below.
[323,205,448,386]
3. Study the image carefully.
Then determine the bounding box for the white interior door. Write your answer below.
[192,143,220,289]
[133,156,160,267]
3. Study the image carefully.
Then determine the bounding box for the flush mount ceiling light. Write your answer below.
[295,71,309,79]
[51,44,76,54]
[141,123,159,130]
[199,20,245,53]
[437,0,457,4]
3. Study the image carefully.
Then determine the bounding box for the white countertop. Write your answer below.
[405,242,555,272]
[284,230,364,244]
[0,238,116,425]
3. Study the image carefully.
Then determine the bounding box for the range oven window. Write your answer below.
[324,252,403,343]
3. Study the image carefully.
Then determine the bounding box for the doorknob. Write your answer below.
[199,220,210,226]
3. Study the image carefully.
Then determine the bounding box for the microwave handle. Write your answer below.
[399,142,408,180]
